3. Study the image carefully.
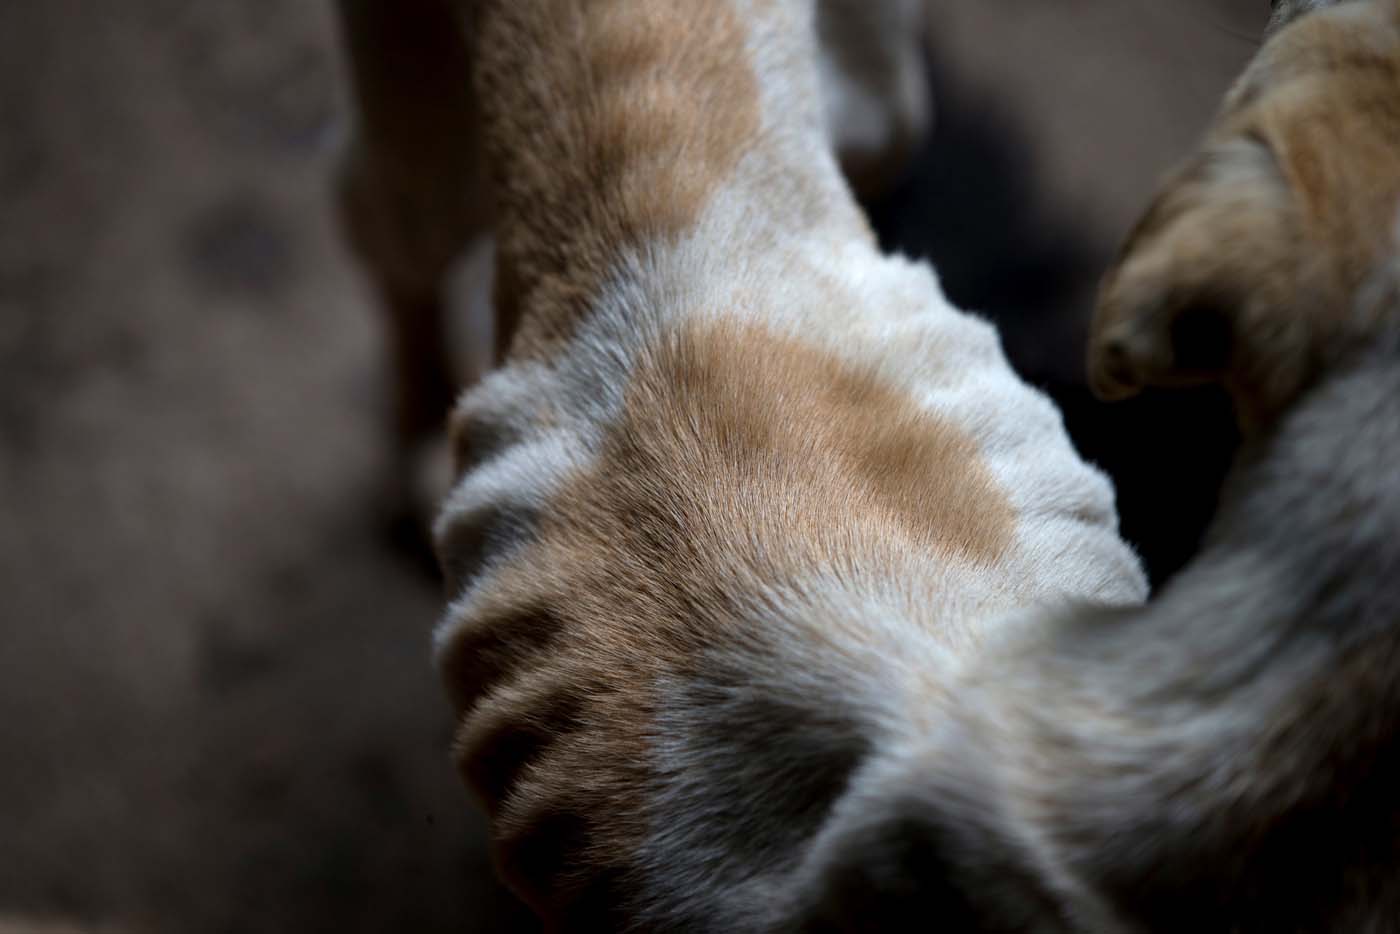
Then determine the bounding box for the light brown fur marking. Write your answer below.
[440,318,1013,914]
[473,0,763,360]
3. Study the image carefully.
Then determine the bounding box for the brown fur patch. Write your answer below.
[1091,0,1400,428]
[628,319,1016,566]
[441,319,1015,917]
[472,0,762,359]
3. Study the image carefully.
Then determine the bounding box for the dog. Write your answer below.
[337,0,1400,929]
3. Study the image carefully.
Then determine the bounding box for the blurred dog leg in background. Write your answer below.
[334,0,491,545]
[332,0,934,556]
[818,0,932,198]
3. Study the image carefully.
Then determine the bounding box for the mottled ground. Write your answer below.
[0,1,1259,931]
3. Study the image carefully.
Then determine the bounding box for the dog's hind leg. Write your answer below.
[333,0,489,532]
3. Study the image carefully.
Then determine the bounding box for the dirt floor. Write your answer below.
[0,1,1261,931]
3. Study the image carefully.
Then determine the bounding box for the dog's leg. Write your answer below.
[1268,0,1355,35]
[1090,0,1400,431]
[817,0,932,198]
[333,0,489,524]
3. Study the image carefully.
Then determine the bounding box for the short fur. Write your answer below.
[421,0,1142,928]
[802,2,1400,930]
[341,0,1400,930]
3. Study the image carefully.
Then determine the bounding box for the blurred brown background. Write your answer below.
[0,1,1263,931]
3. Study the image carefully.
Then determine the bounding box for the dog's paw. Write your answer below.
[1090,1,1400,431]
[1089,133,1317,428]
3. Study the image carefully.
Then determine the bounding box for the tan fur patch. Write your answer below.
[630,319,1016,566]
[472,0,762,359]
[440,319,1015,913]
